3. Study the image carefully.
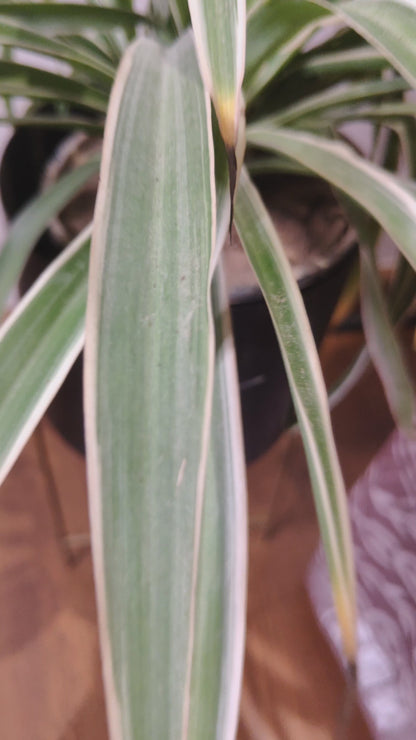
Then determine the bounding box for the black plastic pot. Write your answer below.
[2,127,356,461]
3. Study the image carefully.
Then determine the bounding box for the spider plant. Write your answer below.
[1,1,416,737]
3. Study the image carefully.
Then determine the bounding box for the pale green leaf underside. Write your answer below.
[235,168,356,660]
[169,0,190,29]
[84,33,245,740]
[0,158,98,314]
[0,227,91,487]
[247,126,416,272]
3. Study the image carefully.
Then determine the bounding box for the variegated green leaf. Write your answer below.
[0,157,99,313]
[189,264,247,740]
[84,33,246,740]
[329,249,416,411]
[360,244,415,429]
[188,0,246,151]
[0,113,104,133]
[235,167,356,663]
[0,59,108,112]
[245,0,329,103]
[336,133,415,430]
[267,78,409,128]
[299,44,388,77]
[169,0,190,29]
[246,126,416,271]
[0,3,146,33]
[0,226,91,486]
[0,20,115,83]
[313,0,416,88]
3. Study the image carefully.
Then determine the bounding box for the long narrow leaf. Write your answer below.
[267,78,409,127]
[337,123,416,431]
[189,264,247,740]
[0,20,115,83]
[327,101,416,124]
[0,3,146,33]
[0,157,99,313]
[0,226,91,486]
[0,60,108,112]
[245,0,329,103]
[329,249,416,411]
[169,0,190,29]
[235,167,356,663]
[300,44,388,77]
[188,0,246,151]
[247,126,416,271]
[0,114,104,134]
[360,244,415,428]
[84,32,243,739]
[312,0,416,88]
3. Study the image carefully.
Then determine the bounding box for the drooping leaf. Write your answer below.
[327,101,416,125]
[0,20,115,84]
[267,78,409,128]
[360,244,415,429]
[246,125,416,271]
[0,227,91,486]
[0,113,104,134]
[0,59,108,112]
[328,247,416,411]
[313,0,416,88]
[0,157,99,313]
[299,44,388,77]
[335,134,415,431]
[245,0,329,103]
[0,3,146,33]
[235,167,356,664]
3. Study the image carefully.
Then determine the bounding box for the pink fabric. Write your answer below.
[308,429,416,739]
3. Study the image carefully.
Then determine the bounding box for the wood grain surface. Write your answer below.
[1,328,412,739]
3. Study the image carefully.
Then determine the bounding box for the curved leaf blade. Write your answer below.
[0,3,146,33]
[84,33,245,740]
[235,167,357,663]
[245,0,329,103]
[0,157,99,314]
[360,244,415,429]
[315,0,416,88]
[189,265,247,740]
[188,0,246,151]
[0,59,108,111]
[0,20,115,83]
[247,125,416,271]
[0,227,91,486]
[268,78,409,127]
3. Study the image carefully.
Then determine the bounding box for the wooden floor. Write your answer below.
[1,328,408,740]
